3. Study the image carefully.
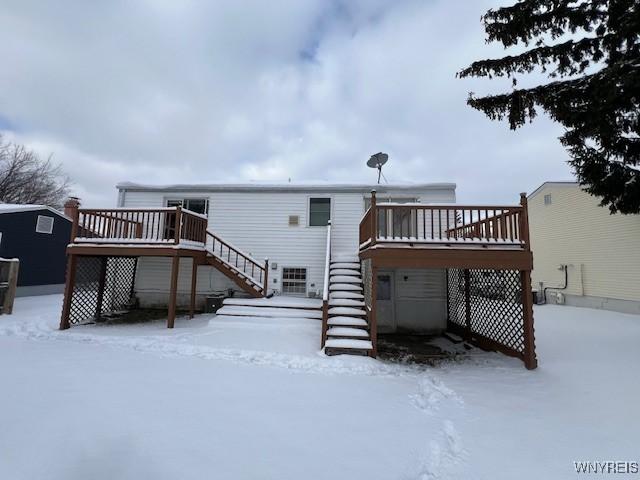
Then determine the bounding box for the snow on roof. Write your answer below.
[0,203,68,219]
[116,180,457,194]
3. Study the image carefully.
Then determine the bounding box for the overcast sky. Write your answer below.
[0,0,574,207]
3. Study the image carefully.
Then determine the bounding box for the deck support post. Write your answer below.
[463,268,472,341]
[521,269,537,369]
[189,259,198,319]
[263,258,269,297]
[59,254,77,330]
[369,263,378,357]
[168,255,180,328]
[94,257,108,320]
[321,300,328,349]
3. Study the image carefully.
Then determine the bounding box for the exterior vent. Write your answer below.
[36,215,54,234]
[288,215,299,226]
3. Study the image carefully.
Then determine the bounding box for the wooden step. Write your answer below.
[223,297,322,310]
[326,327,370,338]
[329,268,361,276]
[330,262,360,269]
[327,316,368,328]
[330,275,362,284]
[330,291,364,300]
[325,338,373,350]
[329,283,363,292]
[329,298,365,307]
[216,305,322,320]
[328,306,367,316]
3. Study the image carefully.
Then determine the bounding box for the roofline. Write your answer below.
[528,181,578,200]
[0,204,70,220]
[116,181,457,194]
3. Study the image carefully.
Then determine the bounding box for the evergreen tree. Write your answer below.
[459,0,639,214]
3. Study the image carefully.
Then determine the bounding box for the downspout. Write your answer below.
[542,264,568,304]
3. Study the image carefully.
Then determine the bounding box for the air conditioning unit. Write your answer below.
[555,292,565,305]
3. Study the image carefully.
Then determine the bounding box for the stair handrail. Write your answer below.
[205,230,267,293]
[321,220,331,348]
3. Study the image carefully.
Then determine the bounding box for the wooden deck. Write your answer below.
[59,205,269,330]
[358,191,537,369]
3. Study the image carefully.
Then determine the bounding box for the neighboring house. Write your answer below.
[528,182,640,315]
[58,181,538,369]
[0,203,71,296]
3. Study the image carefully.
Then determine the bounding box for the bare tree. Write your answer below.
[0,135,71,209]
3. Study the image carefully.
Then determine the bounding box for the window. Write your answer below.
[282,268,307,295]
[35,215,54,234]
[166,198,209,216]
[309,198,331,226]
[544,194,552,205]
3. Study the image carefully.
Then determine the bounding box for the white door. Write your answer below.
[376,272,396,333]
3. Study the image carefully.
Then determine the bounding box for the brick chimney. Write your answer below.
[64,197,80,218]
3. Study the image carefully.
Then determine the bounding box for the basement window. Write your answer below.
[282,267,307,296]
[35,215,54,234]
[309,198,331,226]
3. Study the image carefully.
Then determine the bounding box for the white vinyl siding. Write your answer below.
[529,183,640,302]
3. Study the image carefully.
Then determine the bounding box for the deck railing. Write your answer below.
[205,230,268,290]
[72,207,208,246]
[359,191,530,249]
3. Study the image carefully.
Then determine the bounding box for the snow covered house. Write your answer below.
[0,203,72,296]
[59,182,538,368]
[528,182,640,314]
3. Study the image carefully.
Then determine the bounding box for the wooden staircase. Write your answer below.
[323,254,373,356]
[204,230,268,298]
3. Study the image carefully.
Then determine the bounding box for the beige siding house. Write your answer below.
[528,182,640,314]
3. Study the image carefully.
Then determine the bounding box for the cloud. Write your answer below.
[0,0,573,206]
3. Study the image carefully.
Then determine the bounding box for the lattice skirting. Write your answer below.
[68,256,138,325]
[447,268,535,363]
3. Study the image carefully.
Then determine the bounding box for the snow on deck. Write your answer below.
[1,295,639,479]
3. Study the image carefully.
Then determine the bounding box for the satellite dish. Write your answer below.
[366,152,389,184]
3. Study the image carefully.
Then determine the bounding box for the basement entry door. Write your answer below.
[376,272,396,332]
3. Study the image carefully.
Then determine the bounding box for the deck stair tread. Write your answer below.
[330,275,362,284]
[329,298,365,307]
[331,255,360,263]
[327,316,368,327]
[324,338,373,350]
[217,305,321,319]
[330,291,364,300]
[328,306,367,316]
[329,283,363,291]
[326,327,370,338]
[330,262,361,269]
[329,268,361,276]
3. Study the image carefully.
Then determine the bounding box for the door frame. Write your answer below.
[376,270,396,332]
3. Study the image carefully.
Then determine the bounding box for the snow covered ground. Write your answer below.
[1,295,638,479]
